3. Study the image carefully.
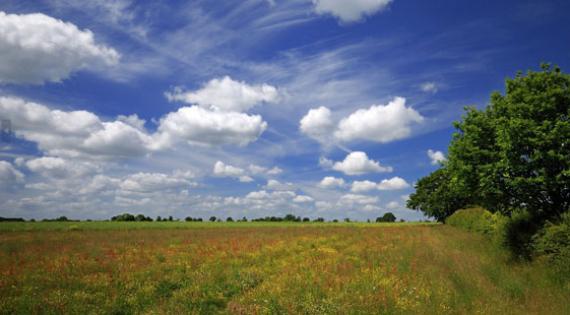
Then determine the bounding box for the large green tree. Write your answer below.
[409,64,570,222]
[490,65,570,220]
[446,106,506,213]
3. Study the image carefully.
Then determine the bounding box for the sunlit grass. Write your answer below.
[0,224,568,314]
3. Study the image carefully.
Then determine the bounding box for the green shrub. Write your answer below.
[533,212,570,278]
[446,207,502,234]
[498,210,542,261]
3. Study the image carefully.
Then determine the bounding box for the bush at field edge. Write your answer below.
[446,207,504,235]
[533,212,570,280]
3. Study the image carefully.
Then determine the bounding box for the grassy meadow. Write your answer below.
[1,223,569,314]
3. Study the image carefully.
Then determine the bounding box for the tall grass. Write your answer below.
[0,224,568,314]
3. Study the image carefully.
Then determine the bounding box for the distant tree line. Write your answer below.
[2,212,403,223]
[185,217,203,222]
[156,216,176,222]
[111,213,153,222]
[111,213,401,223]
[42,216,76,222]
[251,214,307,222]
[0,217,25,222]
[1,216,82,222]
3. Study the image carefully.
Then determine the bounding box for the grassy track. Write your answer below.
[0,223,568,314]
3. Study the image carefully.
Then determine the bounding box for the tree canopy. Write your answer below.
[376,212,397,223]
[408,64,570,223]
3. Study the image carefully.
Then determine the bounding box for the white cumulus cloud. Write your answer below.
[266,167,283,175]
[264,179,295,191]
[156,106,267,147]
[0,96,154,158]
[319,176,346,189]
[299,106,334,143]
[248,164,282,176]
[165,76,279,112]
[351,180,378,193]
[293,195,314,203]
[213,161,281,182]
[312,0,393,23]
[331,151,392,175]
[119,172,194,193]
[79,175,121,195]
[0,11,119,84]
[335,97,424,143]
[26,157,98,178]
[213,161,245,177]
[377,176,410,190]
[82,121,155,157]
[427,149,446,165]
[0,96,267,160]
[239,176,254,183]
[243,190,297,209]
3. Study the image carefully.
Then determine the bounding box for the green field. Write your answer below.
[1,223,568,314]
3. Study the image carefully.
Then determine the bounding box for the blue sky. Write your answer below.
[0,0,569,221]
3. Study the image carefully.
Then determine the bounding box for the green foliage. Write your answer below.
[446,207,504,235]
[440,66,564,216]
[0,217,25,222]
[447,106,506,213]
[284,214,302,222]
[112,213,135,221]
[376,212,397,223]
[185,217,203,222]
[410,64,570,226]
[492,65,570,219]
[251,214,304,222]
[111,213,152,222]
[407,168,472,222]
[42,216,71,222]
[499,210,543,261]
[533,212,570,278]
[135,214,153,222]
